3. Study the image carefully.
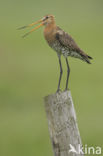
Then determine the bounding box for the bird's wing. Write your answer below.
[55,27,88,57]
[55,27,92,63]
[56,27,82,52]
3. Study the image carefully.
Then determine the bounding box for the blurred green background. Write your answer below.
[0,0,103,155]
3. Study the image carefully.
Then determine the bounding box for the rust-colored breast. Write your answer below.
[44,24,57,45]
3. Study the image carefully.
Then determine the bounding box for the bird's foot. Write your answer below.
[64,88,69,92]
[56,88,62,93]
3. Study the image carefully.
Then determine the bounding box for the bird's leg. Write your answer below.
[57,56,63,92]
[65,58,70,91]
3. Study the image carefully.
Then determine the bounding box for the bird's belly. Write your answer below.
[50,41,70,57]
[50,41,68,56]
[50,41,82,59]
[50,42,62,54]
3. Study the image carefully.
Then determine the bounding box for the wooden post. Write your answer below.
[44,90,84,156]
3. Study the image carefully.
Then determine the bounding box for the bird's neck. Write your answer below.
[44,23,57,43]
[44,21,57,37]
[44,22,56,32]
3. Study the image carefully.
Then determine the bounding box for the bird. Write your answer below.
[18,14,93,92]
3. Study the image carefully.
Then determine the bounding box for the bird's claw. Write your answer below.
[56,89,62,93]
[64,88,69,92]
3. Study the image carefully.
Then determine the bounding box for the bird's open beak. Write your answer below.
[18,19,43,38]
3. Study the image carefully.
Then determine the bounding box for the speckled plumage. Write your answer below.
[44,26,92,63]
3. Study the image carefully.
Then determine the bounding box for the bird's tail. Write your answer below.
[85,55,93,64]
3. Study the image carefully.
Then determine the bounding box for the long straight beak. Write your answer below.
[22,23,43,38]
[18,19,43,38]
[18,19,42,30]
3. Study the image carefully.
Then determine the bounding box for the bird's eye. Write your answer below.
[46,16,49,19]
[42,16,49,21]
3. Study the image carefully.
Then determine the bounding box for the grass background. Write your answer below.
[0,0,103,155]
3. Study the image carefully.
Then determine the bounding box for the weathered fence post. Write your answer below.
[44,90,84,156]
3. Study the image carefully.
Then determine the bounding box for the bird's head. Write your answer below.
[18,14,55,38]
[42,14,55,26]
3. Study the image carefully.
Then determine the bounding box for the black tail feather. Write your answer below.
[88,55,93,59]
[86,59,91,64]
[85,55,93,64]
